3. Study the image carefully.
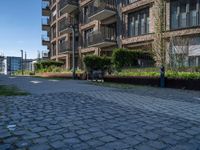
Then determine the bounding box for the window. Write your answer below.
[128,8,149,37]
[179,1,187,28]
[170,0,199,30]
[83,6,89,24]
[190,0,197,26]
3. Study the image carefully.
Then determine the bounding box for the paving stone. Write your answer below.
[0,132,11,138]
[161,137,177,145]
[87,139,104,147]
[142,132,159,140]
[29,144,50,150]
[79,134,94,141]
[147,141,167,149]
[22,133,40,140]
[3,136,18,144]
[1,76,200,149]
[0,144,11,150]
[63,132,77,138]
[135,144,155,150]
[99,136,116,142]
[168,144,200,150]
[50,141,65,149]
[48,135,64,142]
[30,127,46,133]
[15,140,31,148]
[33,137,48,144]
[63,138,81,145]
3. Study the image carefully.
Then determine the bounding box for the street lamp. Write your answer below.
[20,50,24,75]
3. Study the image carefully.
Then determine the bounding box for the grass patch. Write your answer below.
[0,85,29,96]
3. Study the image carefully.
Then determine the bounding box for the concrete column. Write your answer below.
[149,5,155,33]
[165,0,170,31]
[117,0,122,48]
[65,54,71,69]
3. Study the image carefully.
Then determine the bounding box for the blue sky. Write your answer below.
[0,0,46,59]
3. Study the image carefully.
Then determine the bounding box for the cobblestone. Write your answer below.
[0,76,200,149]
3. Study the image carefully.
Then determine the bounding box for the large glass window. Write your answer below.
[190,0,198,26]
[170,0,199,30]
[128,8,149,37]
[170,1,179,29]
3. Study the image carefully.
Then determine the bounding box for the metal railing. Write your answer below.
[59,0,78,10]
[42,1,50,9]
[88,27,116,46]
[42,18,50,25]
[42,35,50,42]
[58,41,72,54]
[59,17,77,32]
[89,0,116,18]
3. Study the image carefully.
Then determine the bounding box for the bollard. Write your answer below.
[160,66,165,88]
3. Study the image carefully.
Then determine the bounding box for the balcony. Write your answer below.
[89,0,116,21]
[58,41,72,54]
[42,1,50,16]
[42,35,50,46]
[59,0,78,14]
[42,18,50,31]
[59,17,77,33]
[88,28,117,48]
[42,51,49,59]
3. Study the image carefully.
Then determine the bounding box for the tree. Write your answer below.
[168,36,191,70]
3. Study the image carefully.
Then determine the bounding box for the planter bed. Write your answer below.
[166,78,200,91]
[104,76,160,87]
[36,73,73,79]
[104,75,200,91]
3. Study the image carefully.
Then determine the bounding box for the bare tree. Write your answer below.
[152,0,166,67]
[168,36,191,71]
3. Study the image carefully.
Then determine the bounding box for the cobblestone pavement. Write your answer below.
[0,75,200,150]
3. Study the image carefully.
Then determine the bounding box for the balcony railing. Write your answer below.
[42,18,50,31]
[58,41,72,54]
[59,0,78,14]
[42,35,50,46]
[42,18,50,25]
[59,17,77,32]
[42,1,50,16]
[89,0,116,21]
[88,27,117,47]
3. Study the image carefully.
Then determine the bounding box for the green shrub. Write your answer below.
[35,60,64,72]
[112,48,154,71]
[83,55,112,72]
[114,68,200,80]
[166,71,200,80]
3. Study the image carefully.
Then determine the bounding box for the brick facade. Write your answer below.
[42,0,200,69]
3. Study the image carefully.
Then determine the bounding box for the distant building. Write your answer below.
[0,56,5,74]
[6,57,22,74]
[24,59,37,72]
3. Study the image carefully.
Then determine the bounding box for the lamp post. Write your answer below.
[20,50,24,75]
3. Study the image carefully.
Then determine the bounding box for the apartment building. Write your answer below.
[42,0,79,69]
[42,0,200,69]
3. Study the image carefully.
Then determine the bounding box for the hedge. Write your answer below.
[112,48,154,70]
[83,55,112,72]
